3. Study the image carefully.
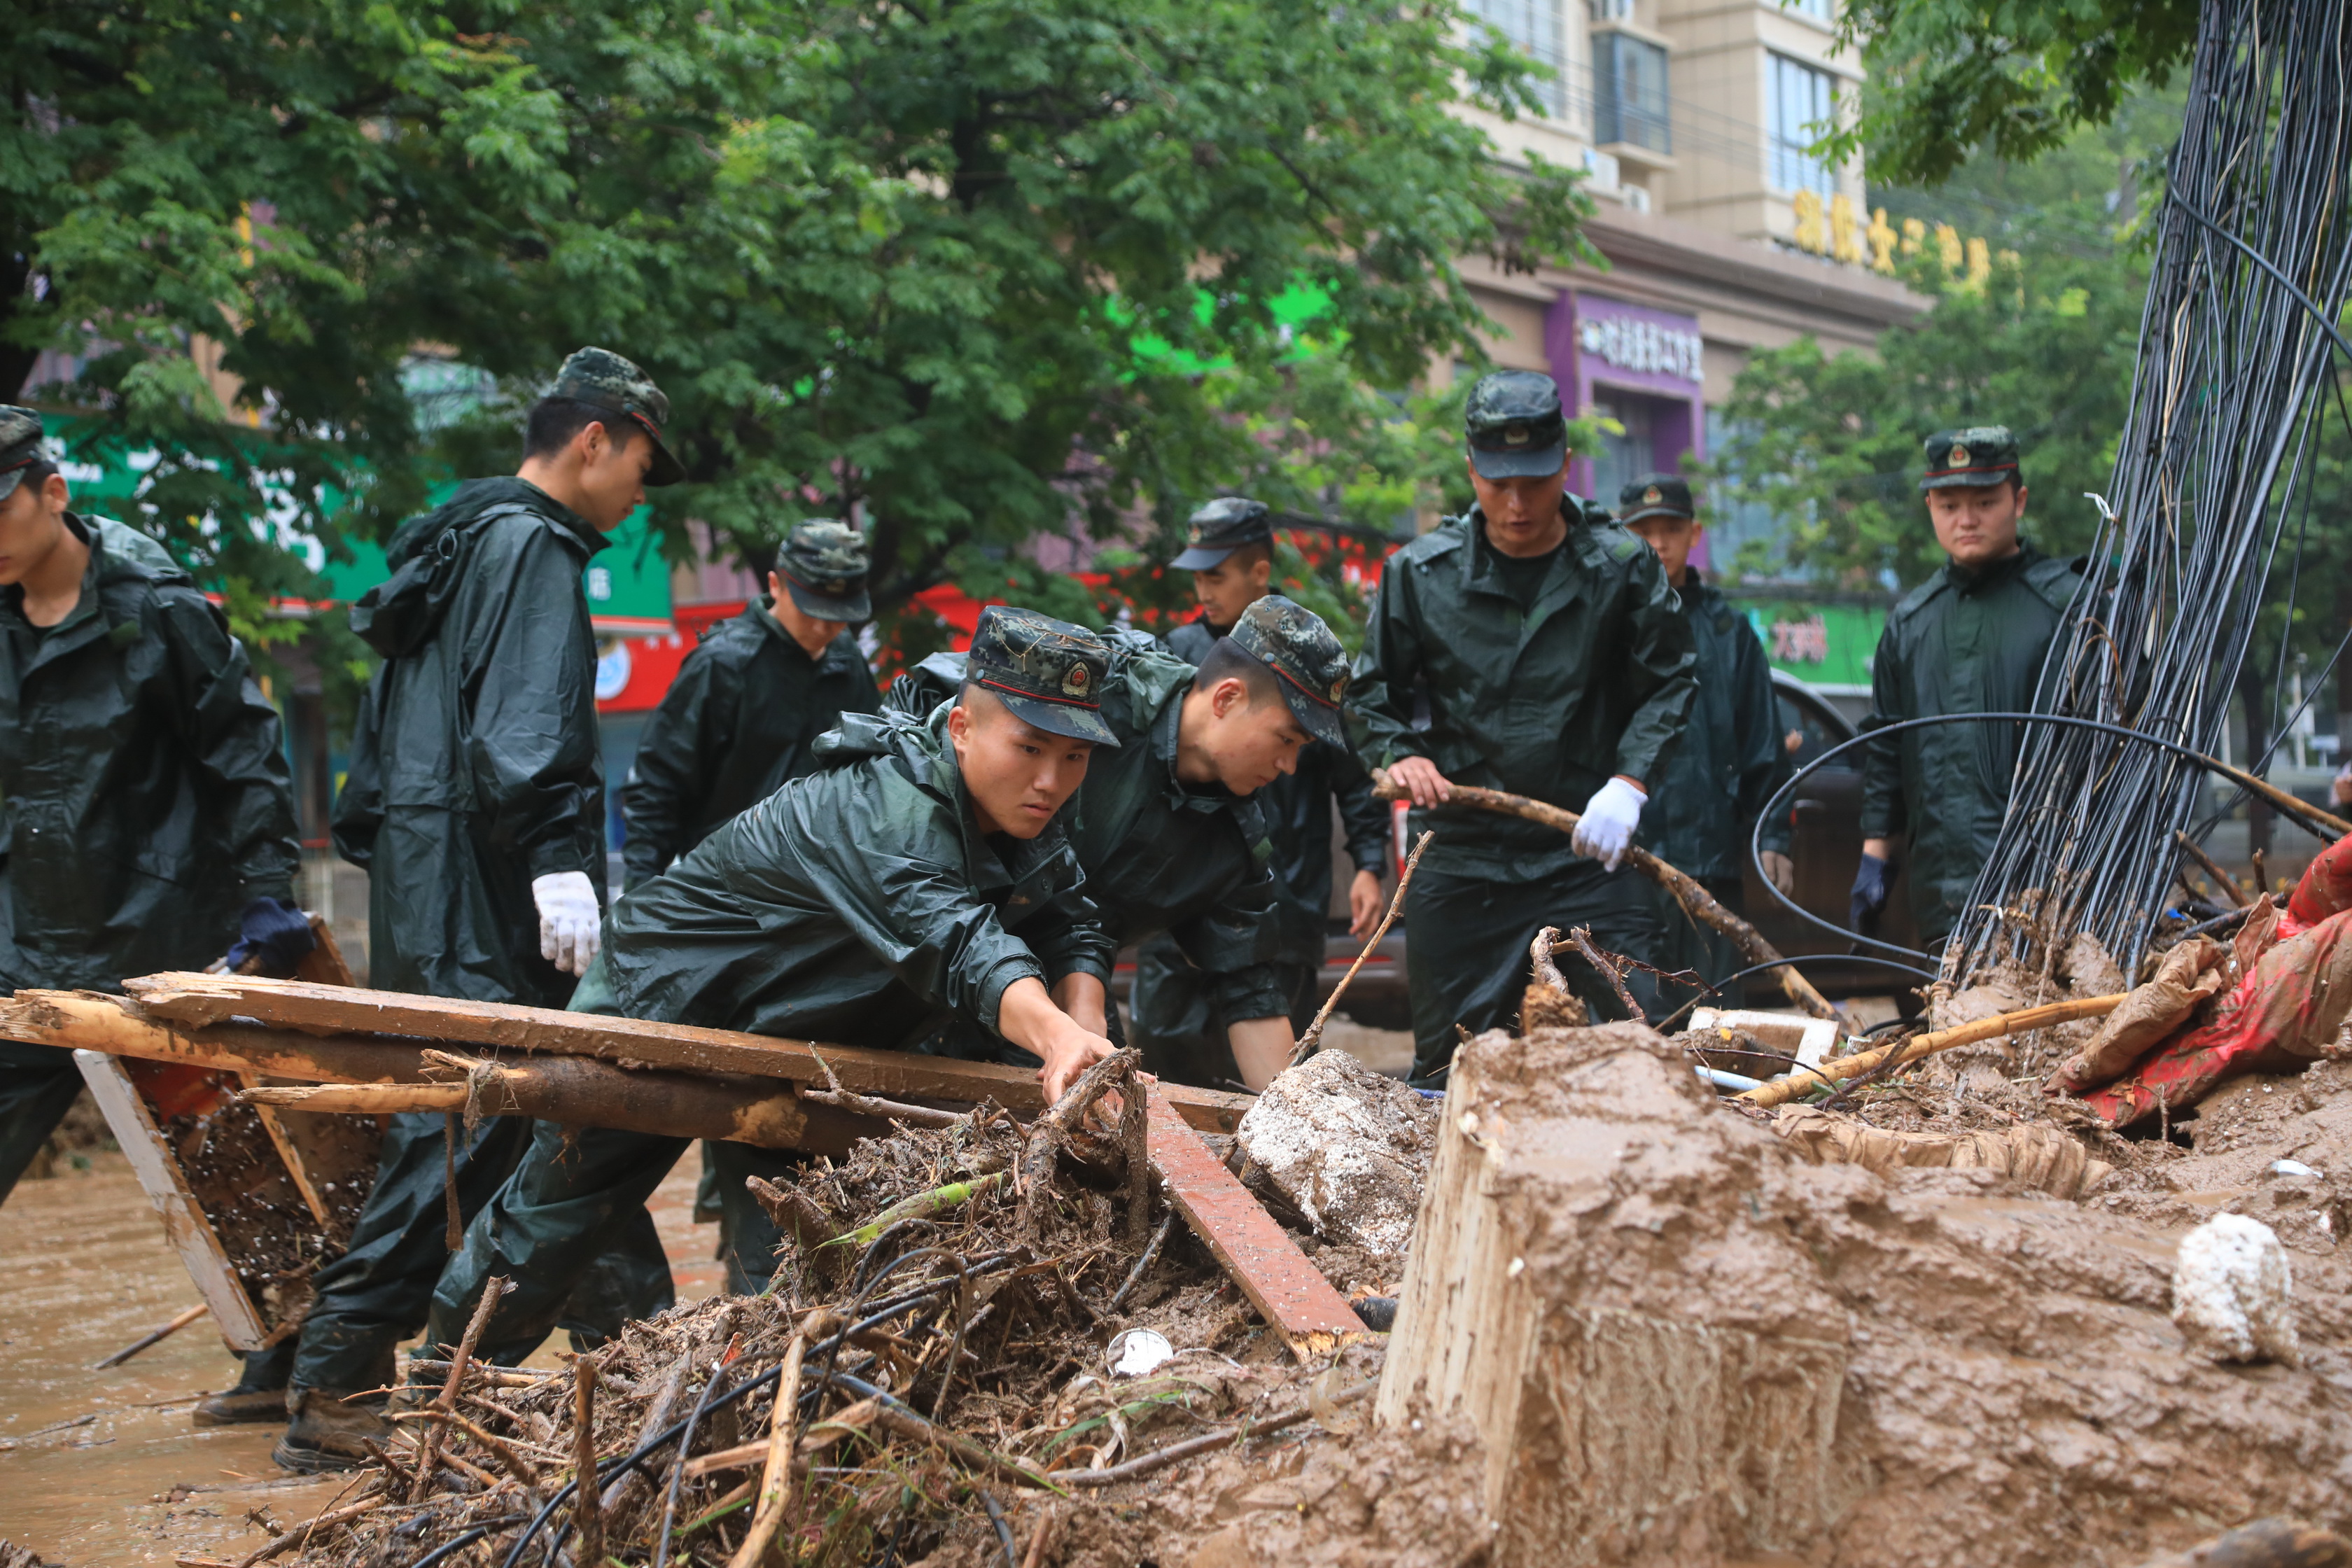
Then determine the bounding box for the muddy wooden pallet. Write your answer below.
[13,969,1364,1360]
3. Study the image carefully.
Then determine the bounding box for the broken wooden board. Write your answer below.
[1142,1082,1366,1362]
[76,1051,284,1351]
[111,973,1254,1134]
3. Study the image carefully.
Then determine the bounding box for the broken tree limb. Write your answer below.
[235,1058,808,1149]
[2176,830,2253,907]
[1371,779,1837,1021]
[1735,996,2127,1110]
[92,1302,209,1370]
[1142,1081,1365,1361]
[102,975,1253,1133]
[1562,925,1643,1021]
[1291,830,1432,1069]
[0,988,1252,1139]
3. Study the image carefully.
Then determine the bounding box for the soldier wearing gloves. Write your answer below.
[1616,474,1795,1001]
[620,518,881,885]
[423,608,1121,1367]
[1853,427,2082,949]
[1130,498,1391,1088]
[890,594,1356,1091]
[276,349,685,1471]
[1352,371,1695,1084]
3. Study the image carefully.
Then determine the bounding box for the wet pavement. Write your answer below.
[0,1150,720,1565]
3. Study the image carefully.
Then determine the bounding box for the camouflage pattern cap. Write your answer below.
[0,406,45,505]
[1226,594,1350,750]
[550,346,685,488]
[776,519,872,624]
[965,606,1121,747]
[1617,472,1695,525]
[1464,370,1568,480]
[1921,426,2022,491]
[1171,496,1273,570]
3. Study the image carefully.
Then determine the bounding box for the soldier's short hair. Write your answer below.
[523,396,648,463]
[1191,638,1283,706]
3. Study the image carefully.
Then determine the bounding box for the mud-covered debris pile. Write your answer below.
[279,1053,1399,1568]
[1235,1049,1436,1263]
[1358,1023,2352,1568]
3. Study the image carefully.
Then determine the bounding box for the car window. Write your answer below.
[1774,688,1849,770]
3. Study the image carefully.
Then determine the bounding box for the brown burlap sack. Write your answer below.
[2045,935,2230,1095]
[1771,1106,2113,1199]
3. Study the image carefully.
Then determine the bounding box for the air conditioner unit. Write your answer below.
[1622,183,1653,214]
[1582,148,1622,190]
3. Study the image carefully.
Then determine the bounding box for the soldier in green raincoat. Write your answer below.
[1615,475,1795,1003]
[421,608,1121,1366]
[0,406,311,1423]
[620,518,881,884]
[889,593,1358,1091]
[1852,427,2084,948]
[1131,498,1391,1088]
[1352,372,1696,1083]
[278,349,687,1471]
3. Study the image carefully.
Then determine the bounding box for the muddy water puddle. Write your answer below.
[1,1152,720,1564]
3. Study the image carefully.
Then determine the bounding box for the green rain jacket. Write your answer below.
[620,606,880,885]
[888,634,1289,1023]
[1860,544,2084,942]
[0,514,300,988]
[1350,502,1698,877]
[598,705,1111,1046]
[1168,617,1389,967]
[1638,574,1792,883]
[331,478,610,1008]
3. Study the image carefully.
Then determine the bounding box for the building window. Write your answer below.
[1767,53,1837,196]
[1592,33,1672,154]
[1467,0,1564,117]
[1781,0,1833,21]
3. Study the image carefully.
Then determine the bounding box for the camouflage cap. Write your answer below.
[1464,370,1568,480]
[1171,496,1273,570]
[965,606,1121,747]
[1617,472,1695,525]
[1921,426,2022,491]
[0,406,45,505]
[550,346,685,488]
[776,519,872,624]
[1226,594,1350,750]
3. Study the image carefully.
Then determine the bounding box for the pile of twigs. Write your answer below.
[269,1054,1343,1568]
[1951,0,2352,982]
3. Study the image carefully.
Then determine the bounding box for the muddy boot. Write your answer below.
[272,1386,389,1474]
[193,1342,294,1427]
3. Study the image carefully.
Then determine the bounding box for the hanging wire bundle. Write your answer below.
[1945,0,2352,983]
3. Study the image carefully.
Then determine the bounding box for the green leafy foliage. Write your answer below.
[1709,94,2168,589]
[6,0,1591,647]
[1827,0,2198,187]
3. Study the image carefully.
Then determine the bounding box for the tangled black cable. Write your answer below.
[1949,0,2352,981]
[1746,710,2337,973]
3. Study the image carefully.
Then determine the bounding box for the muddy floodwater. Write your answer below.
[1,1151,718,1564]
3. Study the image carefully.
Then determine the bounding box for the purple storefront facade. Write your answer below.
[1545,291,1713,569]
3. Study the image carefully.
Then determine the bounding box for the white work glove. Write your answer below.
[531,871,603,977]
[1572,777,1646,872]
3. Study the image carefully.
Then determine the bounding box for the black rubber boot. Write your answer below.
[193,1341,295,1427]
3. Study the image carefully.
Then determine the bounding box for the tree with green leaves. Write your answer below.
[1709,90,2174,589]
[1826,0,2198,186]
[7,0,1590,647]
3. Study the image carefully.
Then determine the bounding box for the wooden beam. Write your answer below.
[113,974,1254,1135]
[1142,1082,1366,1362]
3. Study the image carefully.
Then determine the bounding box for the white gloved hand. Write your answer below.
[1572,777,1646,872]
[531,871,603,977]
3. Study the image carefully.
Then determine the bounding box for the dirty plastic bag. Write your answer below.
[2045,936,2230,1095]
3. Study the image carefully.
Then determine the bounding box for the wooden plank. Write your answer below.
[115,974,1254,1134]
[74,1050,272,1351]
[2,991,932,1160]
[1142,1082,1365,1362]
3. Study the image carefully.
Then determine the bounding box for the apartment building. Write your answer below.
[1448,0,1923,570]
